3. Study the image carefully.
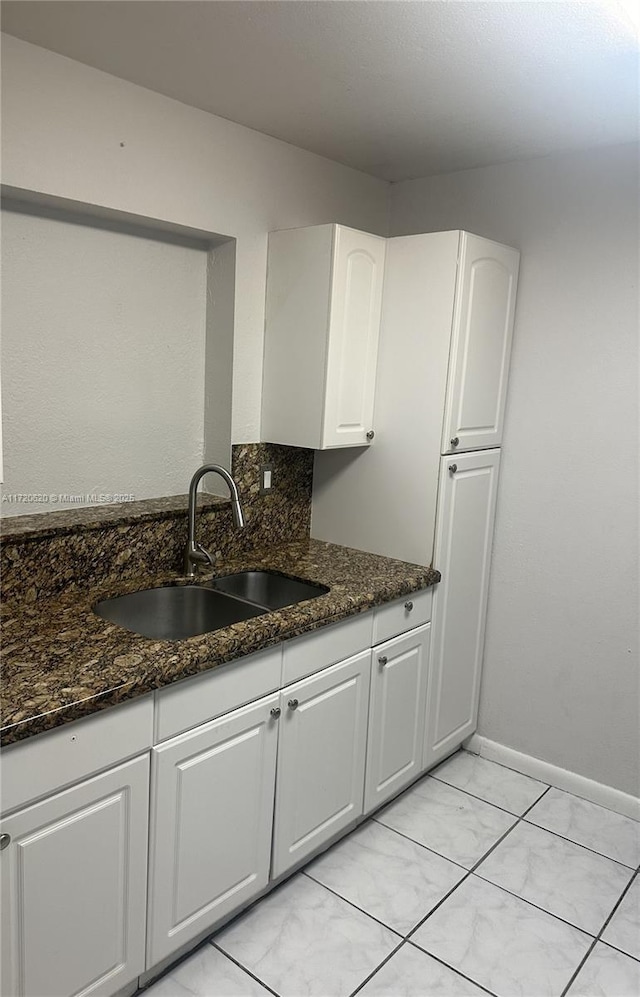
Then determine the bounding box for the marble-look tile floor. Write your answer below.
[144,751,640,997]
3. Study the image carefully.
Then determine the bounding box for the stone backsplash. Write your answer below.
[0,443,314,607]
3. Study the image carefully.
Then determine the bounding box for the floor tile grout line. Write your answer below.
[471,871,598,937]
[399,795,610,952]
[405,940,501,997]
[303,826,580,983]
[397,770,527,820]
[428,772,548,818]
[370,815,470,871]
[596,867,639,941]
[559,866,640,996]
[468,784,635,938]
[457,749,640,823]
[520,815,639,869]
[348,936,406,997]
[600,938,640,965]
[396,811,524,946]
[145,765,635,997]
[456,748,553,789]
[492,782,638,869]
[210,941,282,997]
[135,932,217,995]
[519,783,552,818]
[301,869,404,939]
[558,936,599,996]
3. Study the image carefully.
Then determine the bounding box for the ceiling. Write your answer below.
[2,1,638,182]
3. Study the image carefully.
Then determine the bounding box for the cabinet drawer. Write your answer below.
[155,645,282,743]
[281,611,373,687]
[1,695,153,816]
[372,589,432,645]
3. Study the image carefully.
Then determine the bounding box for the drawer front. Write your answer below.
[1,695,154,816]
[372,589,432,646]
[154,645,282,743]
[281,611,373,687]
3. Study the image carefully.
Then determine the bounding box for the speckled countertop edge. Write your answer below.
[0,493,226,543]
[1,539,439,747]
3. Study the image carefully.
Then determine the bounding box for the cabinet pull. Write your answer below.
[0,833,10,851]
[270,707,281,719]
[449,464,458,475]
[450,437,460,448]
[378,656,388,667]
[366,430,375,441]
[287,699,299,710]
[404,601,414,612]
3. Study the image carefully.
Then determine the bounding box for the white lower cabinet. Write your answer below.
[0,755,149,997]
[271,650,371,878]
[424,449,501,770]
[364,623,431,814]
[146,693,280,968]
[0,590,436,997]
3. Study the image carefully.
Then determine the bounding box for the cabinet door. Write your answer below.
[147,693,279,968]
[424,450,501,770]
[364,623,431,815]
[442,234,519,454]
[0,755,149,997]
[322,227,385,448]
[272,650,371,878]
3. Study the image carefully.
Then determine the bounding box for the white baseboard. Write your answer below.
[464,734,640,822]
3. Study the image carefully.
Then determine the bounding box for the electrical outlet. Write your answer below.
[260,463,274,494]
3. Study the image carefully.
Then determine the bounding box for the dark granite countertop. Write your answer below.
[1,539,439,747]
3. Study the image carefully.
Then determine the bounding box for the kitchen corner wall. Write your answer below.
[390,143,640,797]
[3,33,637,798]
[0,33,389,444]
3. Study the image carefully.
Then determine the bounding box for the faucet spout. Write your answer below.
[184,464,245,578]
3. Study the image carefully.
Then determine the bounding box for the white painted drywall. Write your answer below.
[2,2,638,180]
[0,34,389,444]
[1,208,207,513]
[390,143,640,796]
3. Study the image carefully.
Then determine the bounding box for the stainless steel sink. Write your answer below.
[94,585,267,640]
[208,570,328,610]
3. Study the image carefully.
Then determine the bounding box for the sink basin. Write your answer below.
[94,585,267,640]
[208,570,328,610]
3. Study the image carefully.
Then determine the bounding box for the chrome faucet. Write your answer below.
[184,464,245,578]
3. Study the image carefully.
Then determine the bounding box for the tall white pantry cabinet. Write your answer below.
[308,229,520,765]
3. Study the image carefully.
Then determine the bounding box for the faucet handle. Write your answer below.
[194,542,214,567]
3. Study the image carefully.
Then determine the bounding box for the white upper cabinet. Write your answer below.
[442,234,520,454]
[262,224,385,450]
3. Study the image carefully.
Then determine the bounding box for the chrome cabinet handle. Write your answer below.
[288,699,299,710]
[366,431,375,441]
[404,601,414,612]
[378,656,388,667]
[0,834,10,851]
[449,464,458,475]
[270,707,281,719]
[450,437,460,448]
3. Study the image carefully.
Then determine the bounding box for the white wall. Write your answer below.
[391,143,639,796]
[1,208,208,512]
[0,34,389,443]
